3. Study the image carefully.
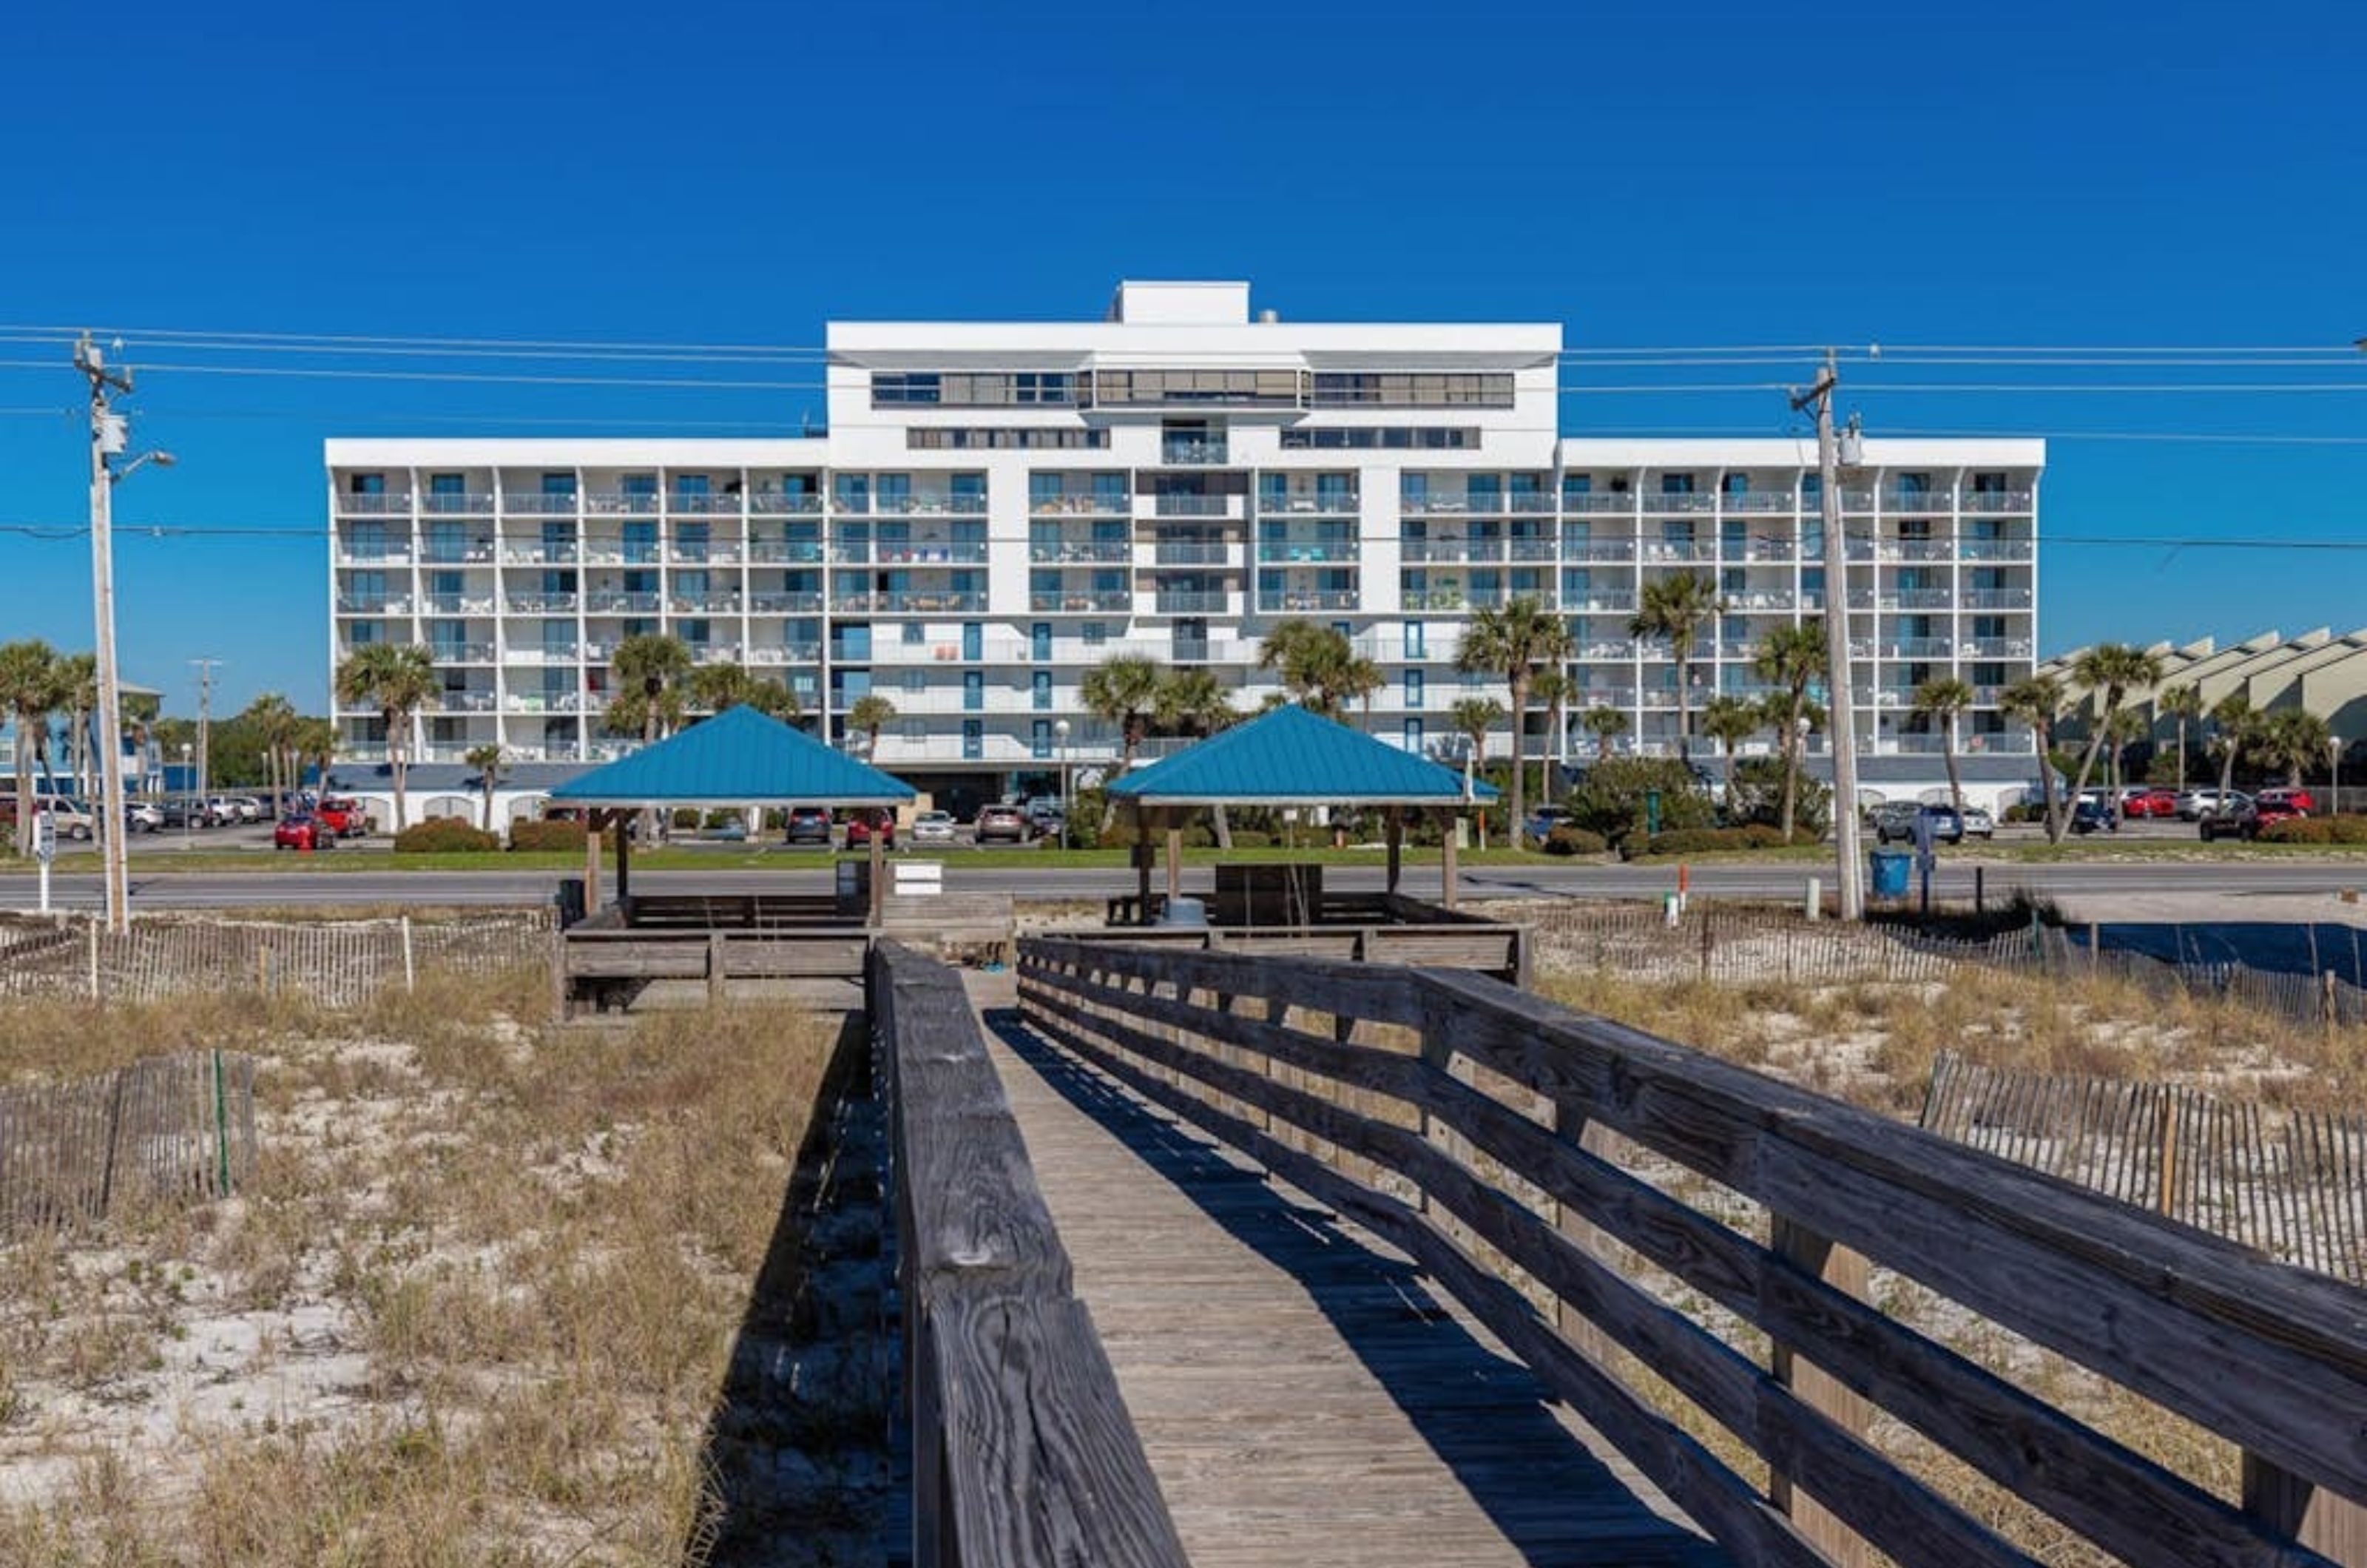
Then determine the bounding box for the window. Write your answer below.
[349,472,386,495]
[1082,623,1110,646]
[541,471,575,496]
[962,720,983,760]
[1405,621,1425,660]
[908,427,1109,450]
[962,622,982,660]
[1031,623,1052,661]
[901,669,926,694]
[1660,473,1695,496]
[1095,368,1300,407]
[1032,671,1052,711]
[1032,720,1053,760]
[902,622,926,645]
[1279,427,1479,450]
[1402,718,1425,754]
[872,371,1084,408]
[1309,372,1513,408]
[963,671,984,712]
[1403,669,1425,709]
[429,473,465,496]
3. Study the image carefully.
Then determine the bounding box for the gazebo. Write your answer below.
[1104,703,1498,919]
[547,704,914,923]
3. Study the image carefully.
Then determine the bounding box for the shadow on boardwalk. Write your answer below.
[985,1007,1726,1568]
[687,1013,896,1567]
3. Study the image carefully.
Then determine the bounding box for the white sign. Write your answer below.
[33,815,55,864]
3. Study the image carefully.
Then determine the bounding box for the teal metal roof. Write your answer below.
[547,705,915,806]
[1106,703,1497,806]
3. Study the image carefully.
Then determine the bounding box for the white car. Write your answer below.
[911,809,957,843]
[2175,788,2245,822]
[124,801,165,833]
[1959,805,1996,839]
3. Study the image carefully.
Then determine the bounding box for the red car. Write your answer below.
[2255,787,2316,815]
[273,814,337,851]
[315,797,373,837]
[2124,789,2180,820]
[843,808,896,849]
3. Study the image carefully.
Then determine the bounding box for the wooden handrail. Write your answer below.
[871,941,1188,1568]
[1018,934,2367,1568]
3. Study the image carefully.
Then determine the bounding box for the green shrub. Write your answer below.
[508,819,587,853]
[1630,825,1786,858]
[669,807,702,831]
[1725,756,1832,837]
[1542,825,1609,856]
[394,818,500,854]
[1566,757,1716,846]
[2258,814,2367,845]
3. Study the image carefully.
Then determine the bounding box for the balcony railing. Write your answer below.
[746,643,824,664]
[505,592,579,613]
[585,491,662,516]
[1567,592,1636,612]
[1962,589,2033,609]
[500,645,579,664]
[1727,590,1798,611]
[501,544,578,564]
[1641,493,1719,514]
[1962,490,2035,513]
[1152,495,1232,518]
[1161,439,1230,466]
[1721,491,1797,513]
[749,592,825,614]
[1402,538,1505,563]
[665,493,740,514]
[1030,540,1133,564]
[439,691,498,713]
[872,494,989,516]
[1959,539,2033,561]
[1149,541,1232,566]
[749,492,825,516]
[1154,592,1231,615]
[337,493,413,514]
[1258,541,1359,563]
[877,541,990,565]
[1882,540,1954,561]
[1258,492,1359,515]
[746,540,825,564]
[1257,590,1360,613]
[1885,490,1950,513]
[584,591,662,614]
[502,493,580,515]
[426,643,496,663]
[1561,493,1635,514]
[1743,541,1797,562]
[336,595,409,614]
[419,542,497,564]
[1961,637,2032,658]
[1030,591,1133,613]
[1885,638,1954,658]
[1561,541,1635,561]
[670,594,742,614]
[501,692,588,714]
[1574,639,1635,659]
[420,595,496,615]
[669,544,743,564]
[1885,590,1956,609]
[1031,495,1132,516]
[1507,538,1558,562]
[1641,542,1716,563]
[582,541,666,564]
[689,643,746,665]
[337,546,413,565]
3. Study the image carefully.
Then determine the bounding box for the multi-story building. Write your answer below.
[326,281,2042,811]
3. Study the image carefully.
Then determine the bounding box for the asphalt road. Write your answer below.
[6,858,2367,911]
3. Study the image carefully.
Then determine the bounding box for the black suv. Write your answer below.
[783,806,833,845]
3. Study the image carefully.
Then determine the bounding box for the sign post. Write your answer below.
[34,812,55,914]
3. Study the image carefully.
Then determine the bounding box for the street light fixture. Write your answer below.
[1053,718,1072,850]
[2331,733,2345,817]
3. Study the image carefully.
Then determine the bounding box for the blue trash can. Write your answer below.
[1868,849,1913,899]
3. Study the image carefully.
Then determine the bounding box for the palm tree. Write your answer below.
[1450,697,1505,843]
[1629,572,1723,763]
[2255,708,2333,789]
[2065,643,2164,829]
[1155,666,1239,847]
[1911,677,1976,819]
[605,633,693,744]
[1258,620,1380,721]
[846,694,897,757]
[2159,683,2204,794]
[2001,675,2069,842]
[56,652,96,799]
[465,743,507,832]
[1530,668,1574,788]
[244,692,299,821]
[1082,654,1164,775]
[1581,703,1630,760]
[682,660,800,723]
[0,639,62,856]
[294,717,340,802]
[2209,691,2255,804]
[334,642,439,831]
[1752,621,1827,842]
[1698,695,1760,816]
[2104,706,2148,805]
[1454,597,1572,845]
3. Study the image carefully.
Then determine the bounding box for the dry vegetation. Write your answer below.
[0,968,857,1566]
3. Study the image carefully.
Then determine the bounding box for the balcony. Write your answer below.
[669,544,743,564]
[844,592,989,615]
[1961,637,2032,658]
[420,492,496,516]
[1401,588,1466,612]
[1147,541,1232,567]
[426,643,496,663]
[337,544,413,566]
[501,692,587,714]
[500,645,579,664]
[1567,591,1636,612]
[584,590,662,614]
[1257,540,1360,564]
[1962,589,2033,610]
[420,594,496,615]
[1257,590,1360,613]
[872,493,989,516]
[505,592,579,614]
[747,643,824,665]
[1403,537,1506,564]
[439,691,498,713]
[1726,590,1797,611]
[1885,490,1950,514]
[1885,638,1954,658]
[1030,591,1133,613]
[1573,639,1635,659]
[582,540,666,565]
[1152,495,1235,518]
[689,643,746,665]
[1402,490,1546,516]
[1561,541,1636,562]
[1962,490,2035,514]
[1721,490,1797,513]
[502,493,580,516]
[1573,686,1638,707]
[876,541,990,565]
[337,493,413,515]
[670,594,742,614]
[419,541,497,564]
[1641,542,1715,564]
[666,493,741,515]
[1154,591,1231,615]
[1258,491,1359,516]
[1160,438,1230,466]
[336,594,410,614]
[1959,539,2033,561]
[749,591,825,614]
[585,490,662,516]
[1031,494,1131,516]
[1032,539,1134,564]
[1885,590,1955,609]
[1562,493,1635,515]
[746,539,826,564]
[749,491,825,516]
[1640,492,1718,515]
[1882,540,1954,562]
[501,543,578,564]
[1743,541,1797,562]
[1638,689,1684,709]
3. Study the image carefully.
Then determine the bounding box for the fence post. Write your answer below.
[1768,1214,1873,1567]
[2242,1453,2367,1565]
[2156,1090,2179,1217]
[87,921,99,1001]
[1698,909,1714,982]
[708,932,728,1008]
[400,916,416,993]
[2089,921,2101,979]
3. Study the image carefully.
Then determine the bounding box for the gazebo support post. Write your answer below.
[868,823,885,928]
[583,808,604,911]
[1165,811,1184,910]
[1135,800,1153,925]
[1437,805,1460,911]
[615,805,632,908]
[1385,807,1404,897]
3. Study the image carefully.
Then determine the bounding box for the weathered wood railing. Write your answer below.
[1017,935,2367,1568]
[1064,919,1530,985]
[869,942,1188,1567]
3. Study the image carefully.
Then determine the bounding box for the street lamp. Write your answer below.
[178,743,192,846]
[1053,718,1072,850]
[2331,734,2345,817]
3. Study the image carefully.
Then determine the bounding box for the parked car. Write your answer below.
[783,805,834,845]
[843,808,896,849]
[1525,805,1576,842]
[41,800,97,841]
[1959,805,1996,839]
[2068,797,2117,836]
[2123,788,2180,820]
[314,797,372,837]
[228,796,266,822]
[2198,797,2300,842]
[911,808,956,843]
[273,814,337,851]
[159,797,215,829]
[1872,802,1962,845]
[123,801,164,833]
[2175,788,2248,821]
[975,804,1029,845]
[2255,786,2316,816]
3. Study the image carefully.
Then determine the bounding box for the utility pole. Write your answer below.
[191,658,219,808]
[1794,352,1865,919]
[75,337,136,933]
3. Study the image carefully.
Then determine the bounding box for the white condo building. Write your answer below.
[325,281,2042,811]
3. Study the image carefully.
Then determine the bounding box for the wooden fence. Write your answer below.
[0,1050,257,1233]
[1018,935,2367,1568]
[1921,1049,2367,1287]
[869,942,1187,1568]
[1520,899,2057,984]
[0,912,553,1009]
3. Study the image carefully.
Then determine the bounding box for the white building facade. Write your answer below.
[326,282,2042,809]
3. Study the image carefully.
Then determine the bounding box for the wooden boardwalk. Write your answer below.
[965,973,1726,1568]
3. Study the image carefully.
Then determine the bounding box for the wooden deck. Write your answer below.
[965,970,1725,1568]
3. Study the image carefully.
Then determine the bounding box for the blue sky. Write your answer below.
[2,0,2363,714]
